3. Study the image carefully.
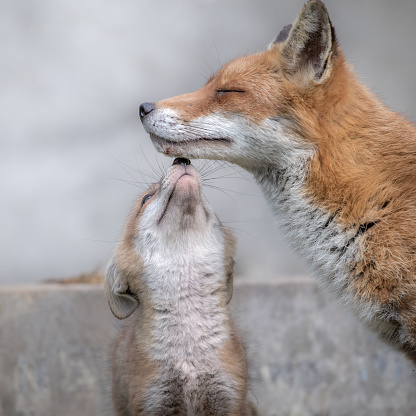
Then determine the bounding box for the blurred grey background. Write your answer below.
[1,0,415,284]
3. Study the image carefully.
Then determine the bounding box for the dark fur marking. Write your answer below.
[344,221,379,250]
[125,287,139,302]
[153,307,171,314]
[381,200,391,209]
[322,209,340,229]
[274,24,292,44]
[330,220,380,255]
[183,201,196,217]
[157,188,175,225]
[357,221,378,234]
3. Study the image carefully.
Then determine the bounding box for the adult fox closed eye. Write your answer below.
[105,158,256,415]
[140,0,416,364]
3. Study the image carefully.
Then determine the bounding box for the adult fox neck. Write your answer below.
[253,60,412,227]
[305,88,414,228]
[253,160,356,302]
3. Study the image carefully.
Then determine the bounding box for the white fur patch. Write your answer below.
[253,162,397,338]
[143,107,314,170]
[137,210,231,377]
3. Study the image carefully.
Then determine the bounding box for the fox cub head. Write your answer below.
[105,158,236,319]
[140,1,352,171]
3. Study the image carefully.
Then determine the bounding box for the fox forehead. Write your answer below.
[157,49,288,123]
[212,50,282,87]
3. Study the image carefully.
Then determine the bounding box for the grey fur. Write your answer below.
[273,24,292,44]
[253,161,399,343]
[282,0,335,81]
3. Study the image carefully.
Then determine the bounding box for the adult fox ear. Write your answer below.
[268,24,292,47]
[104,259,139,319]
[279,0,337,83]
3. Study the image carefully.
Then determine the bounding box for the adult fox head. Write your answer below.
[140,0,351,171]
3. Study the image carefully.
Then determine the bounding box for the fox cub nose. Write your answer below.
[139,102,156,120]
[172,158,191,166]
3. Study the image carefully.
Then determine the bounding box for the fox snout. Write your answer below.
[139,102,156,121]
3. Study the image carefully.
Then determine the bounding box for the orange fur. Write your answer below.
[141,1,416,364]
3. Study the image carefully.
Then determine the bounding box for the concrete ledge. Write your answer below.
[0,280,415,416]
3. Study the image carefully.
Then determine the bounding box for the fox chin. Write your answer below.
[140,0,416,365]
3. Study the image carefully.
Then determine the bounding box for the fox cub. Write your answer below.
[105,158,256,415]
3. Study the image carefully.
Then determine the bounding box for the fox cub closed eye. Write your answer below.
[141,194,153,206]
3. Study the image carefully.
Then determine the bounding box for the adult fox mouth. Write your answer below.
[150,133,232,145]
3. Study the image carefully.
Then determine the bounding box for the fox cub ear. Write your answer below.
[105,259,140,319]
[277,0,337,83]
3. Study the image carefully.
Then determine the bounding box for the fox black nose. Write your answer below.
[139,102,155,120]
[173,158,191,166]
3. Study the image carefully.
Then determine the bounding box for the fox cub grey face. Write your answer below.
[105,158,236,319]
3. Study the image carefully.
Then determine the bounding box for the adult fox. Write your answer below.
[139,0,416,364]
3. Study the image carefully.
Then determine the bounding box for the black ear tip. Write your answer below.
[306,0,326,6]
[304,0,329,14]
[298,0,332,30]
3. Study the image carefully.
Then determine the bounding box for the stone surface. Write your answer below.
[1,280,415,416]
[0,285,114,416]
[232,280,416,416]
